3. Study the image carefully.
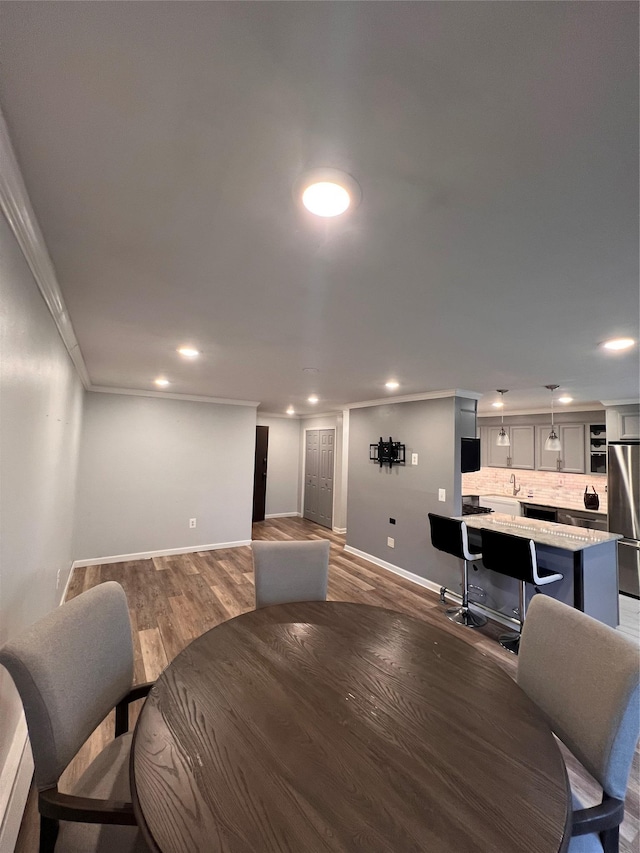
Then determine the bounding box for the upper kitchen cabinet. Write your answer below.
[535,424,586,473]
[483,425,535,469]
[606,404,640,441]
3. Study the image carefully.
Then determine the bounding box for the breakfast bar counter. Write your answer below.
[454,513,622,627]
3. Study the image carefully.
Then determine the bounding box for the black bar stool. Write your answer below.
[479,527,563,654]
[428,513,487,629]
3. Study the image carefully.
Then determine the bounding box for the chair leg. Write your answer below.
[499,581,526,654]
[446,560,487,629]
[39,815,59,853]
[600,825,620,853]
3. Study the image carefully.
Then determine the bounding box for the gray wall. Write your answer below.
[0,213,84,776]
[256,415,301,516]
[74,393,256,560]
[346,396,472,589]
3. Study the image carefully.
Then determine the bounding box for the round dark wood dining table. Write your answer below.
[131,601,570,853]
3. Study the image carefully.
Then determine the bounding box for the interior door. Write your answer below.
[252,426,269,522]
[318,429,334,529]
[304,430,320,524]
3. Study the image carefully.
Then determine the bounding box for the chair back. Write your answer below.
[428,513,478,561]
[252,539,330,608]
[0,582,134,791]
[480,528,537,583]
[518,595,640,800]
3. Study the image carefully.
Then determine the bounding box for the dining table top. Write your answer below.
[131,600,570,853]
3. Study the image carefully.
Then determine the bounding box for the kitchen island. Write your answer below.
[455,513,622,627]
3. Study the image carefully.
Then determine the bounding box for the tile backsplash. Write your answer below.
[462,468,608,512]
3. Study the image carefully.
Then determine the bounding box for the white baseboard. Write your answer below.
[265,512,301,519]
[0,716,33,853]
[332,527,347,534]
[343,545,517,629]
[344,546,442,593]
[72,539,252,568]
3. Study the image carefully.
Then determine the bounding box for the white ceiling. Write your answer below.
[0,1,637,415]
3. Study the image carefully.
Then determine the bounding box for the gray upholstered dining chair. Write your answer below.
[252,539,330,608]
[0,581,153,853]
[518,595,640,853]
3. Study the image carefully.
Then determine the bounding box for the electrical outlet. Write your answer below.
[387,537,395,548]
[189,518,197,529]
[389,517,396,524]
[438,488,446,502]
[411,453,418,465]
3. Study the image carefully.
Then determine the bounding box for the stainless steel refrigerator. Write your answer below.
[608,441,640,598]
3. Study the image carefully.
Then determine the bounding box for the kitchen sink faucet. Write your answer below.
[510,474,521,496]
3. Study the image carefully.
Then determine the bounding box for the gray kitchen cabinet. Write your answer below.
[535,424,585,473]
[606,406,640,441]
[484,425,535,469]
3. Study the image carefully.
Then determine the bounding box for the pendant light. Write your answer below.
[544,384,562,451]
[495,390,510,446]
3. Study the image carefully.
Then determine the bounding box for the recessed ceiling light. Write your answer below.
[296,168,361,218]
[286,406,295,415]
[602,338,635,351]
[558,396,573,404]
[177,347,199,358]
[303,367,319,374]
[154,378,170,387]
[308,395,319,404]
[385,381,400,390]
[303,183,350,217]
[492,401,504,408]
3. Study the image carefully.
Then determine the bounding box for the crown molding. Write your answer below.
[347,389,482,410]
[257,412,301,419]
[600,399,640,408]
[0,107,91,388]
[89,386,259,407]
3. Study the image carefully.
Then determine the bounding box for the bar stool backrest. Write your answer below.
[480,528,537,584]
[428,513,478,562]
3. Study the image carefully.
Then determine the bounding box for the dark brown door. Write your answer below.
[252,426,269,522]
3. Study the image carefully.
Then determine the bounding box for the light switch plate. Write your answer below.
[411,453,418,465]
[438,489,446,502]
[387,537,395,548]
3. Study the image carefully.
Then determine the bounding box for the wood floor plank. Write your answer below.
[138,627,169,682]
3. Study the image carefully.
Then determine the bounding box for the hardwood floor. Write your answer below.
[14,517,640,852]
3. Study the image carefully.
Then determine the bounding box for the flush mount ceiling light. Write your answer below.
[308,395,319,404]
[295,168,361,218]
[601,338,635,351]
[544,384,562,452]
[558,396,573,404]
[385,381,400,390]
[154,378,170,387]
[286,406,295,415]
[177,347,199,358]
[495,390,510,446]
[492,401,504,408]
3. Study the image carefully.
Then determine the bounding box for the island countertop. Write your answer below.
[456,512,622,552]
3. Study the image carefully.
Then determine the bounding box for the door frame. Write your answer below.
[301,427,336,530]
